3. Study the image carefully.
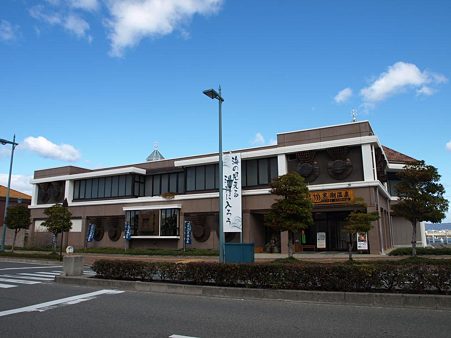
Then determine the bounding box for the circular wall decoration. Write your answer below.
[94,225,104,241]
[108,225,122,242]
[192,223,211,242]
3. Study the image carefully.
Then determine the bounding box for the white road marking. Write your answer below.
[0,275,54,281]
[0,266,62,271]
[0,283,17,289]
[169,335,200,338]
[0,289,124,317]
[33,272,60,276]
[19,273,59,278]
[0,277,40,285]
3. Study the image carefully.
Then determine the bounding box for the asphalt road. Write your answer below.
[1,260,451,338]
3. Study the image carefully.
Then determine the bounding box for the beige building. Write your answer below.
[28,121,422,254]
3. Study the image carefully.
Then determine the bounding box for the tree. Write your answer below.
[392,160,449,257]
[343,200,379,261]
[265,172,313,257]
[5,204,30,253]
[42,201,72,261]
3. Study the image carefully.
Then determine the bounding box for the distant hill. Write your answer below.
[426,223,451,231]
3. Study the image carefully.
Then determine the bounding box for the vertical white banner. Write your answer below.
[223,153,242,232]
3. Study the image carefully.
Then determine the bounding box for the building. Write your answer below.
[0,185,32,247]
[28,121,423,254]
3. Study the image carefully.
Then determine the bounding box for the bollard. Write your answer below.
[63,255,84,276]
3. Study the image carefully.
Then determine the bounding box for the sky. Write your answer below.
[0,0,450,221]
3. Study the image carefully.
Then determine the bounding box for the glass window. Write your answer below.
[118,175,126,196]
[258,158,269,185]
[145,176,153,196]
[186,167,195,191]
[160,209,179,236]
[270,157,278,182]
[126,175,133,196]
[169,173,177,193]
[73,181,80,200]
[153,175,161,196]
[247,160,258,186]
[104,177,112,198]
[137,210,159,236]
[177,172,185,193]
[98,177,105,198]
[111,176,119,197]
[161,174,169,194]
[85,179,92,199]
[205,165,215,190]
[195,166,205,190]
[241,162,247,186]
[79,180,86,199]
[91,178,99,198]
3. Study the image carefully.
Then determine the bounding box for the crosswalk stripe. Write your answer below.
[18,273,58,278]
[34,272,60,276]
[0,283,17,289]
[0,277,40,285]
[0,275,54,281]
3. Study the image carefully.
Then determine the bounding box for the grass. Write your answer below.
[5,246,218,256]
[0,251,60,260]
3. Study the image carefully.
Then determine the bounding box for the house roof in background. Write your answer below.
[0,185,31,200]
[383,146,417,164]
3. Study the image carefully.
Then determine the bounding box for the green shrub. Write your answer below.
[91,259,451,294]
[389,247,451,256]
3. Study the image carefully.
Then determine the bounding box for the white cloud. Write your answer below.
[29,5,92,41]
[446,141,451,152]
[0,174,33,195]
[29,5,63,25]
[64,14,91,39]
[105,0,223,57]
[22,136,81,162]
[360,62,447,106]
[251,132,265,146]
[416,86,435,96]
[334,87,353,104]
[69,0,100,12]
[0,20,19,42]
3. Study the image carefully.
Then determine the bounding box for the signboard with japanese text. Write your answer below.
[184,221,192,245]
[223,153,242,233]
[87,223,96,242]
[357,232,368,250]
[317,232,326,249]
[310,189,354,205]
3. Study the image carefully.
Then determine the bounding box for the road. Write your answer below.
[0,260,450,337]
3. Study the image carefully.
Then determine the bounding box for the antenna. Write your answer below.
[153,142,159,150]
[351,109,357,122]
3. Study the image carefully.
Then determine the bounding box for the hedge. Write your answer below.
[389,247,451,256]
[92,259,451,294]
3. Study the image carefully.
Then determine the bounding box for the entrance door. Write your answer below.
[310,211,350,251]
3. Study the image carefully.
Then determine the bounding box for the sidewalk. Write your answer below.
[55,274,451,311]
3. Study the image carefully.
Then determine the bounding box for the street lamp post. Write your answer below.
[203,87,225,263]
[0,135,19,252]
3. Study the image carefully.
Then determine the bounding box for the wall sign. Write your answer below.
[317,232,326,249]
[223,153,242,233]
[357,232,368,250]
[310,189,354,205]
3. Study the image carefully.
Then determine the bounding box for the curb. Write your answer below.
[55,275,451,311]
[0,257,61,265]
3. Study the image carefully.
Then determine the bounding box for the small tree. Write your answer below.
[392,160,449,257]
[5,204,30,253]
[42,201,72,260]
[265,172,313,257]
[343,200,379,261]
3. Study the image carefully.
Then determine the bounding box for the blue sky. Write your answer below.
[1,0,450,221]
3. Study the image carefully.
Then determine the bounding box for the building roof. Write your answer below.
[0,185,31,200]
[382,145,416,164]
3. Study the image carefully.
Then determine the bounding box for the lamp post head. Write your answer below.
[0,138,18,146]
[203,88,224,102]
